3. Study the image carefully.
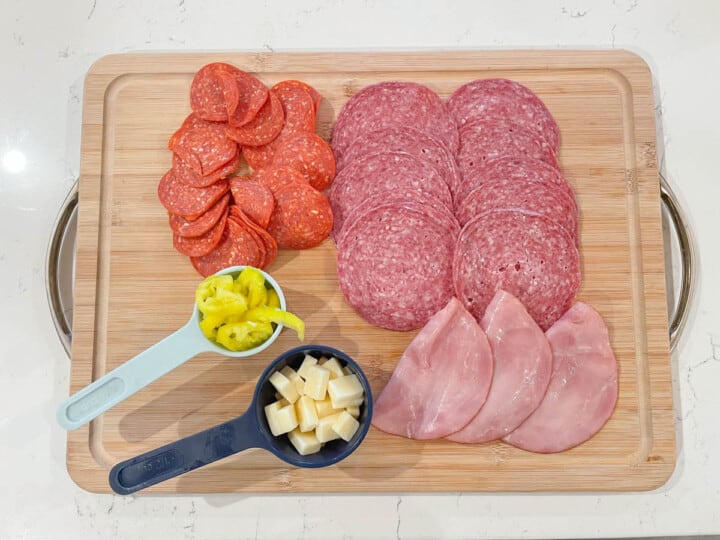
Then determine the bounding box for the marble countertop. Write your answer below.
[2,1,719,538]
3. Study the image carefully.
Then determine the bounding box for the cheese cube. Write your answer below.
[332,411,360,442]
[315,397,342,418]
[315,413,342,443]
[327,374,364,409]
[288,428,322,456]
[295,395,319,432]
[269,371,300,403]
[280,366,305,395]
[345,404,360,418]
[264,401,298,436]
[297,354,318,380]
[303,364,330,400]
[321,357,344,379]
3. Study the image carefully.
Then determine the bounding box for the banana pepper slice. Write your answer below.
[244,306,305,342]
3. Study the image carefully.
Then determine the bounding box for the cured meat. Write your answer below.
[331,81,459,158]
[274,80,322,113]
[456,119,558,178]
[250,165,309,196]
[271,81,316,134]
[168,192,230,238]
[456,179,578,240]
[242,143,276,171]
[266,183,333,249]
[173,211,228,257]
[169,122,239,177]
[157,169,229,218]
[190,217,265,277]
[372,297,494,439]
[455,156,575,205]
[229,207,278,269]
[228,176,275,229]
[446,290,552,443]
[222,71,270,128]
[189,62,241,122]
[327,151,453,238]
[172,152,240,189]
[337,126,462,196]
[272,132,336,191]
[503,302,619,453]
[447,78,560,151]
[336,202,458,331]
[453,209,580,331]
[225,90,284,147]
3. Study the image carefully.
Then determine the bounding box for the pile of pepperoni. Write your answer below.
[158,62,336,277]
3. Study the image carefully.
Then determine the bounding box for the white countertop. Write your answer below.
[2,1,719,538]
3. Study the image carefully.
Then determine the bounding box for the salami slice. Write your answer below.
[229,206,278,268]
[447,78,560,151]
[456,179,578,240]
[327,151,453,238]
[172,152,240,188]
[158,169,229,218]
[228,176,275,229]
[453,209,580,331]
[336,202,458,331]
[189,62,241,122]
[173,210,228,257]
[190,217,265,277]
[331,81,459,158]
[168,192,230,238]
[456,156,575,205]
[169,122,238,177]
[250,165,309,196]
[272,132,336,191]
[267,183,333,249]
[225,90,284,147]
[456,119,558,179]
[337,126,462,196]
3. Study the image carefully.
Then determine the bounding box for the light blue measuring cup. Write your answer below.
[56,266,286,431]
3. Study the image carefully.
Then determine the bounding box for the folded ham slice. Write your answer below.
[447,290,552,443]
[503,302,619,453]
[372,297,494,440]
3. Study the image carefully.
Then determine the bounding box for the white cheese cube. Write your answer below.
[297,354,318,380]
[280,366,305,395]
[345,404,360,418]
[288,428,322,456]
[315,413,342,443]
[321,357,345,379]
[295,395,319,432]
[315,397,342,418]
[264,401,298,436]
[327,374,364,409]
[332,411,360,442]
[269,371,300,403]
[303,365,330,401]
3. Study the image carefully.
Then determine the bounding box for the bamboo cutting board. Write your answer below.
[68,50,674,493]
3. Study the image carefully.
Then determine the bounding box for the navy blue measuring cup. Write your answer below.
[109,345,373,495]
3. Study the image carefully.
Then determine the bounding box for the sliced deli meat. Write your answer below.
[250,165,309,196]
[221,70,270,128]
[172,152,240,189]
[446,290,552,443]
[453,209,580,331]
[266,183,333,249]
[228,176,275,229]
[189,62,241,122]
[503,302,619,453]
[331,81,459,159]
[225,90,284,147]
[168,192,231,238]
[173,211,229,257]
[190,216,265,277]
[447,78,560,152]
[169,121,239,177]
[157,169,229,219]
[272,132,336,192]
[372,297,494,439]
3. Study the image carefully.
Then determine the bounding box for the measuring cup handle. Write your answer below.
[57,320,205,431]
[109,409,262,494]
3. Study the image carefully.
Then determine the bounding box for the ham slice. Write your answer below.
[447,290,552,443]
[371,297,494,439]
[503,302,619,453]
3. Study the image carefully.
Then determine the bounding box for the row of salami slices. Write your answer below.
[329,78,580,332]
[157,62,336,276]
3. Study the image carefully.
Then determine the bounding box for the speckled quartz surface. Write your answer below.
[1,1,719,538]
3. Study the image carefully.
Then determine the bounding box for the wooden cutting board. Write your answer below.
[68,50,674,493]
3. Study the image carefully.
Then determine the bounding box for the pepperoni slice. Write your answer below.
[228,176,275,229]
[250,165,309,196]
[172,152,240,188]
[190,217,265,277]
[168,113,216,151]
[267,183,333,249]
[169,122,238,177]
[169,192,231,238]
[158,169,229,218]
[173,210,228,257]
[189,63,241,122]
[242,144,276,170]
[272,80,322,114]
[271,82,316,133]
[226,90,284,147]
[229,206,278,268]
[225,72,270,128]
[272,132,336,191]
